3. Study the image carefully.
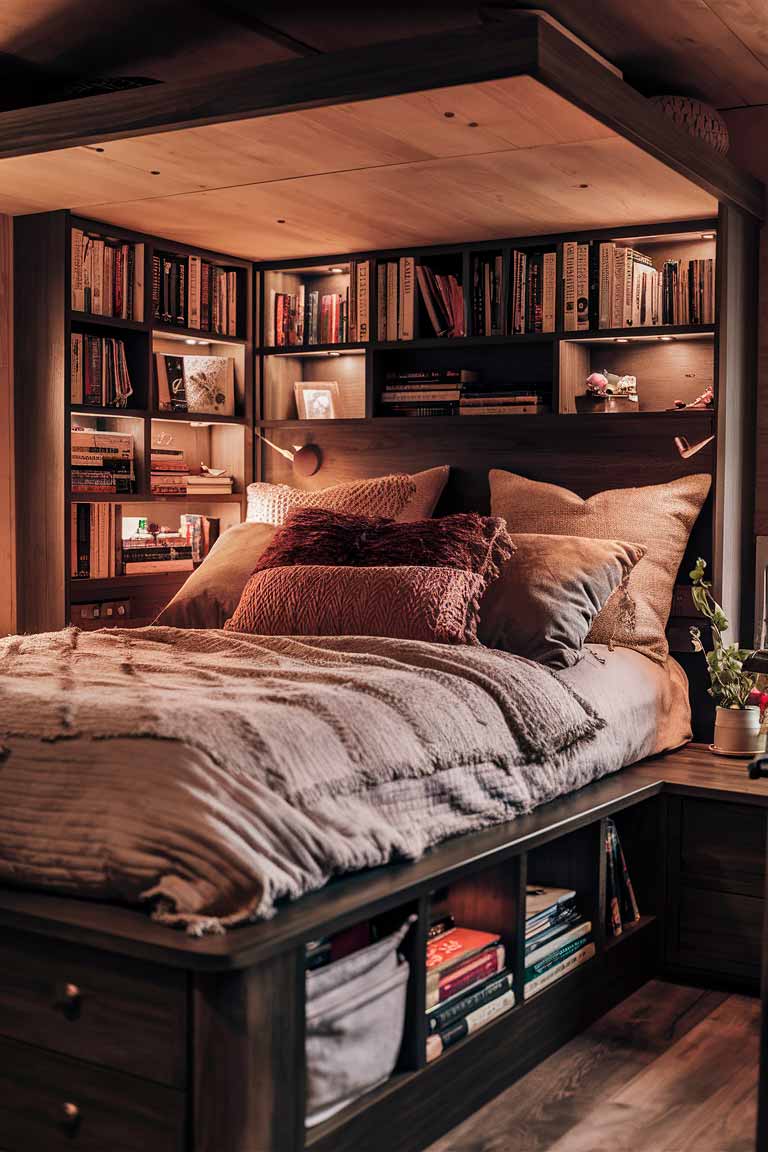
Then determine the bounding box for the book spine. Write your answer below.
[525,932,592,980]
[357,260,370,343]
[599,243,613,329]
[525,943,596,996]
[228,270,237,336]
[123,559,194,573]
[386,262,399,341]
[623,250,634,326]
[542,251,556,333]
[399,256,415,341]
[71,229,85,311]
[562,241,577,331]
[152,253,161,320]
[91,239,104,315]
[576,243,589,331]
[428,944,506,1008]
[427,973,513,1033]
[70,334,83,404]
[188,255,201,329]
[377,263,387,341]
[612,248,627,328]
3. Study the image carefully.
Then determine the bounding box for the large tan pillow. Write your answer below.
[246,467,449,526]
[489,470,711,663]
[154,521,276,628]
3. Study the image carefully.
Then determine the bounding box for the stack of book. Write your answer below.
[376,256,415,341]
[179,513,220,563]
[379,369,478,417]
[416,264,465,338]
[70,503,122,578]
[71,334,134,408]
[186,472,234,497]
[660,258,715,325]
[510,249,557,334]
[605,818,641,938]
[524,886,595,997]
[425,920,515,1063]
[122,533,194,575]
[471,253,504,336]
[70,228,144,320]
[271,261,370,347]
[152,252,240,337]
[151,446,189,497]
[459,386,544,417]
[71,428,136,495]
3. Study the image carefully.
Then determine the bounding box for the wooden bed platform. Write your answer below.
[0,744,765,1152]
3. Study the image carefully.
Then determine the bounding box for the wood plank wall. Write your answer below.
[0,215,14,635]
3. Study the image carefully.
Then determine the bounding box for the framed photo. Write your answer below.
[294,380,342,420]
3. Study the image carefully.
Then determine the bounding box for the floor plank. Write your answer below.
[425,982,758,1152]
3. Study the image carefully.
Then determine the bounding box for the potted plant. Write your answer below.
[689,558,766,754]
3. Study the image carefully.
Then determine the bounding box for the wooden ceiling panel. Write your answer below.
[87,137,716,260]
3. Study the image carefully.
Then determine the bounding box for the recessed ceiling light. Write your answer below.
[701,232,716,240]
[185,338,197,345]
[327,351,340,357]
[328,267,344,274]
[614,337,629,343]
[658,335,674,341]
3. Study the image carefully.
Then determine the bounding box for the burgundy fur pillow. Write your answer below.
[252,509,514,580]
[224,565,486,644]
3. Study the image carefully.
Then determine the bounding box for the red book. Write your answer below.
[435,945,505,1006]
[426,927,501,1008]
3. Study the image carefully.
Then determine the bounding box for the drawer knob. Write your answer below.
[62,1102,80,1127]
[63,982,81,1003]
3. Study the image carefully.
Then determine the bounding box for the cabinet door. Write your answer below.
[666,796,766,985]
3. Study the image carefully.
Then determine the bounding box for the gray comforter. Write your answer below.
[0,626,612,932]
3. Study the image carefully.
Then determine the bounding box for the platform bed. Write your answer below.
[0,745,763,1152]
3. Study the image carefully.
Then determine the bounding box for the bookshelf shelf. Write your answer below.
[151,410,247,426]
[152,322,249,346]
[148,493,244,504]
[71,405,149,419]
[70,311,148,332]
[563,324,715,343]
[603,914,657,952]
[261,342,368,356]
[256,410,715,430]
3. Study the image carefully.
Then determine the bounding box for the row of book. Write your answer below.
[70,228,144,320]
[379,370,544,417]
[151,446,234,497]
[511,249,557,334]
[70,334,134,408]
[571,241,716,331]
[524,886,594,998]
[270,261,370,346]
[153,251,242,337]
[71,506,220,578]
[376,257,416,341]
[71,428,136,495]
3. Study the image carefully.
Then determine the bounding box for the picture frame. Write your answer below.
[294,380,342,420]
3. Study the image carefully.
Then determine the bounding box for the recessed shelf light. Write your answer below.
[701,232,716,240]
[184,338,197,345]
[614,337,630,343]
[328,267,344,274]
[327,351,341,357]
[658,335,674,342]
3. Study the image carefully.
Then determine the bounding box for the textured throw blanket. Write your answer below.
[0,627,606,932]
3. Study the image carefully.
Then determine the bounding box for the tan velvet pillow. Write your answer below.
[225,564,486,644]
[154,521,277,628]
[246,467,449,526]
[489,470,711,663]
[479,534,645,668]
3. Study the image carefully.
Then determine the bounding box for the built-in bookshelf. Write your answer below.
[15,210,254,630]
[257,221,718,425]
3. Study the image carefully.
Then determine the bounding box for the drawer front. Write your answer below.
[0,932,186,1087]
[680,798,766,897]
[0,1036,185,1152]
[676,885,763,981]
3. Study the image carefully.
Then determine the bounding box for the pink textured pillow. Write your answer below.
[246,473,416,525]
[224,565,486,644]
[252,509,513,579]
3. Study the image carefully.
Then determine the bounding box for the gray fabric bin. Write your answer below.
[305,917,414,1127]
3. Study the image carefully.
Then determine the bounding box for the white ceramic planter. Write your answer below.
[713,705,766,755]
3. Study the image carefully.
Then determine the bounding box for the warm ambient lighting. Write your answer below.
[614,337,629,343]
[185,338,197,345]
[701,232,716,240]
[328,266,344,274]
[658,336,674,341]
[327,351,341,357]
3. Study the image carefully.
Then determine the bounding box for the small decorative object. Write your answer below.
[200,464,228,477]
[673,384,714,410]
[689,558,766,756]
[576,370,639,413]
[155,352,235,416]
[294,380,342,420]
[649,95,729,155]
[674,434,715,460]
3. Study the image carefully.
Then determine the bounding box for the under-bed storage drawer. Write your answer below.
[0,1036,185,1152]
[0,932,187,1087]
[679,798,766,897]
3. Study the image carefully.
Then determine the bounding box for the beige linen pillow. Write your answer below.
[154,521,276,628]
[489,470,711,663]
[479,534,646,669]
[246,467,449,526]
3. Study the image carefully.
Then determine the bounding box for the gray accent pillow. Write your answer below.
[154,521,276,628]
[479,533,645,668]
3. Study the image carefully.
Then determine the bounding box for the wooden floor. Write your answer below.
[425,982,759,1152]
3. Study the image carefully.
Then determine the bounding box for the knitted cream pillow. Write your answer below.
[246,467,449,526]
[489,470,712,663]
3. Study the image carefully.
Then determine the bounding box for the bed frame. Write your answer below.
[0,745,765,1152]
[0,16,764,1152]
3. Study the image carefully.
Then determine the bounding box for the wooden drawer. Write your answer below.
[680,798,766,897]
[675,885,763,981]
[0,932,186,1087]
[0,1036,185,1152]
